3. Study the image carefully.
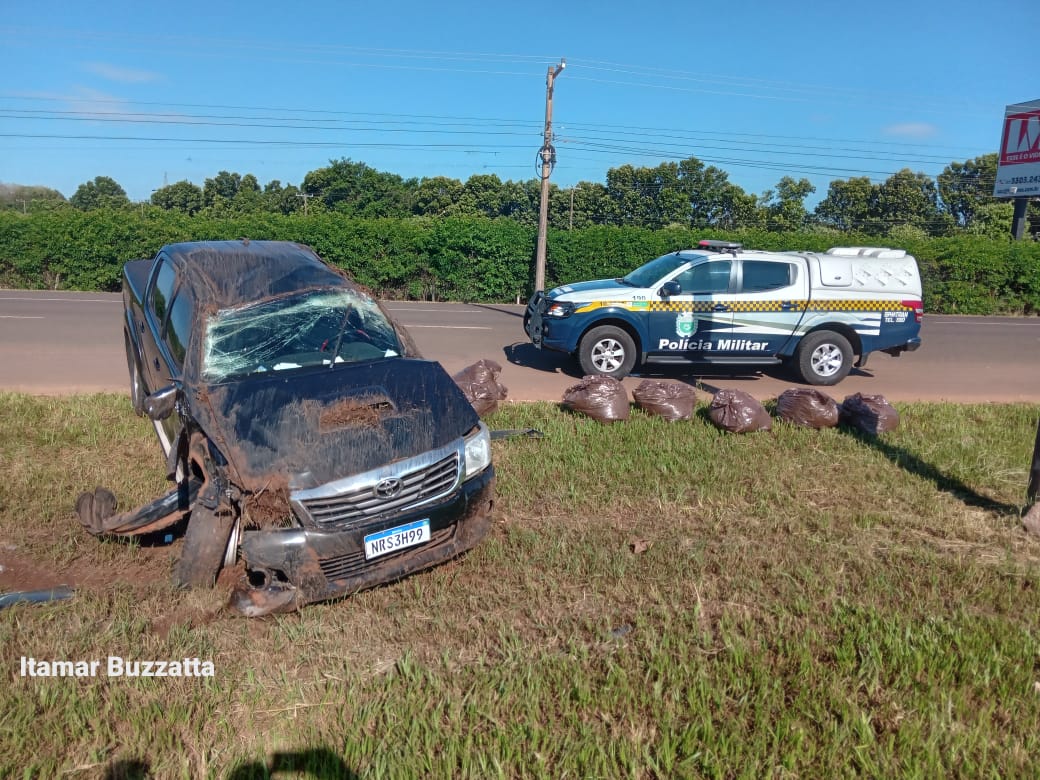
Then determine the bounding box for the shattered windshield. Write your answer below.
[202,289,402,383]
[622,253,695,289]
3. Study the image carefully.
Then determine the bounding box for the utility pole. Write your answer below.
[297,192,313,216]
[534,58,565,293]
[569,184,581,230]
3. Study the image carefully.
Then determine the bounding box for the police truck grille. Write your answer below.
[300,453,460,526]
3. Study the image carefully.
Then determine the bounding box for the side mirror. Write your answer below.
[660,280,681,297]
[145,385,179,421]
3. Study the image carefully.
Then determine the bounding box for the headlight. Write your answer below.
[546,301,575,318]
[463,423,492,480]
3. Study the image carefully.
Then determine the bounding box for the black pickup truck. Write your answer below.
[79,239,495,615]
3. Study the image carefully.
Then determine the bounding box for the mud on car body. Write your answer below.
[524,240,923,386]
[81,239,494,615]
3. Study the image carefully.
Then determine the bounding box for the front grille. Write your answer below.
[318,525,456,582]
[300,452,459,527]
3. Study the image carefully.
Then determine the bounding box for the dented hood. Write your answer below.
[193,358,479,492]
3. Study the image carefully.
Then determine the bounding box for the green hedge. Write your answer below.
[1,210,1038,314]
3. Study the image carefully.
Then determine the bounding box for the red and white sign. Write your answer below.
[994,99,1040,197]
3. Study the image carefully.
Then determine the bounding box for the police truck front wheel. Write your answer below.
[578,326,637,379]
[794,331,853,386]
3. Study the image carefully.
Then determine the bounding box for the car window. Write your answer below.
[202,289,403,382]
[622,253,692,288]
[674,261,732,294]
[166,288,193,368]
[741,261,795,293]
[150,259,176,324]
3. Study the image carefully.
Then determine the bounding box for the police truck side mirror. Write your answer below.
[660,281,681,297]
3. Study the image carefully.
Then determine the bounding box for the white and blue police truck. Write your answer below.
[524,240,923,386]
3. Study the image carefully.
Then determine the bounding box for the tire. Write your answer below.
[794,331,853,386]
[578,325,637,379]
[174,505,237,588]
[124,331,145,416]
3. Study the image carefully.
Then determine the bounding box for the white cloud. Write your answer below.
[882,122,938,139]
[82,62,160,84]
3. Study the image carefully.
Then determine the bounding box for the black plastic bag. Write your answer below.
[632,380,696,422]
[840,393,899,435]
[452,359,508,417]
[561,375,630,424]
[776,388,840,429]
[708,389,772,433]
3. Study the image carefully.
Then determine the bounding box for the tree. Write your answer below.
[675,157,739,228]
[937,154,999,229]
[605,163,687,228]
[70,176,129,210]
[413,176,464,216]
[203,171,242,208]
[0,183,66,212]
[814,177,877,232]
[151,180,204,214]
[261,180,302,215]
[875,169,949,235]
[458,173,506,218]
[761,177,815,232]
[499,179,539,224]
[715,185,762,230]
[231,174,263,213]
[303,158,412,217]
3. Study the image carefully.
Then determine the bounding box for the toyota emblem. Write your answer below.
[374,477,403,499]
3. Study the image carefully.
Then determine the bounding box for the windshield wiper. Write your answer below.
[327,308,353,366]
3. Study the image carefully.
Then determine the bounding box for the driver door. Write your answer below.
[649,259,735,356]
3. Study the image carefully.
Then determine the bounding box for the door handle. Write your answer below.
[153,358,161,371]
[712,304,729,312]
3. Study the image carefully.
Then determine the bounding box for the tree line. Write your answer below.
[2,153,1036,240]
[2,209,1038,317]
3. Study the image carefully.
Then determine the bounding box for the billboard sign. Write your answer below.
[994,99,1040,197]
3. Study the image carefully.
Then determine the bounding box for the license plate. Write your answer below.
[364,519,430,560]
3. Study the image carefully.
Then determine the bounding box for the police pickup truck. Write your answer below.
[524,240,922,385]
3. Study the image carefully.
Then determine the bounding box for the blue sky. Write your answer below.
[2,0,1037,205]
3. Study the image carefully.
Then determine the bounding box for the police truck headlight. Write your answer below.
[463,423,492,480]
[546,301,575,318]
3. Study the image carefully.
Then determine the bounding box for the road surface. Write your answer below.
[1,291,1037,403]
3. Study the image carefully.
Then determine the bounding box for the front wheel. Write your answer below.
[578,325,637,379]
[174,505,237,588]
[793,331,853,386]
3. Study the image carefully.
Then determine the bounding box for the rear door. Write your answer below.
[724,258,807,355]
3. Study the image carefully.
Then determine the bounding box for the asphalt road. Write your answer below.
[1,290,1038,403]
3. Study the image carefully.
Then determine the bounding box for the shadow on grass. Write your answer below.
[103,760,150,780]
[842,425,1021,516]
[226,748,361,779]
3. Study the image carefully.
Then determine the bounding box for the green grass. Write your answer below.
[1,393,1039,778]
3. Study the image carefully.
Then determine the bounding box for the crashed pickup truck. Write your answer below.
[78,239,495,615]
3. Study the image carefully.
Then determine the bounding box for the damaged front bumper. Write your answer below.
[231,467,495,616]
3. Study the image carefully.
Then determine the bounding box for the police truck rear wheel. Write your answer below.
[578,326,637,379]
[795,331,853,386]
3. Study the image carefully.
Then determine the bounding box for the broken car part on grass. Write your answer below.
[77,240,495,616]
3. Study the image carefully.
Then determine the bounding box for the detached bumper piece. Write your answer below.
[229,469,495,616]
[75,480,201,537]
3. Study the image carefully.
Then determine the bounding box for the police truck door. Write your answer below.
[649,258,735,358]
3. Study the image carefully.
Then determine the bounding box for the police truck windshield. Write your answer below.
[622,253,695,289]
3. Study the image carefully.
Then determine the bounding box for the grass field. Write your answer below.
[2,392,1039,778]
